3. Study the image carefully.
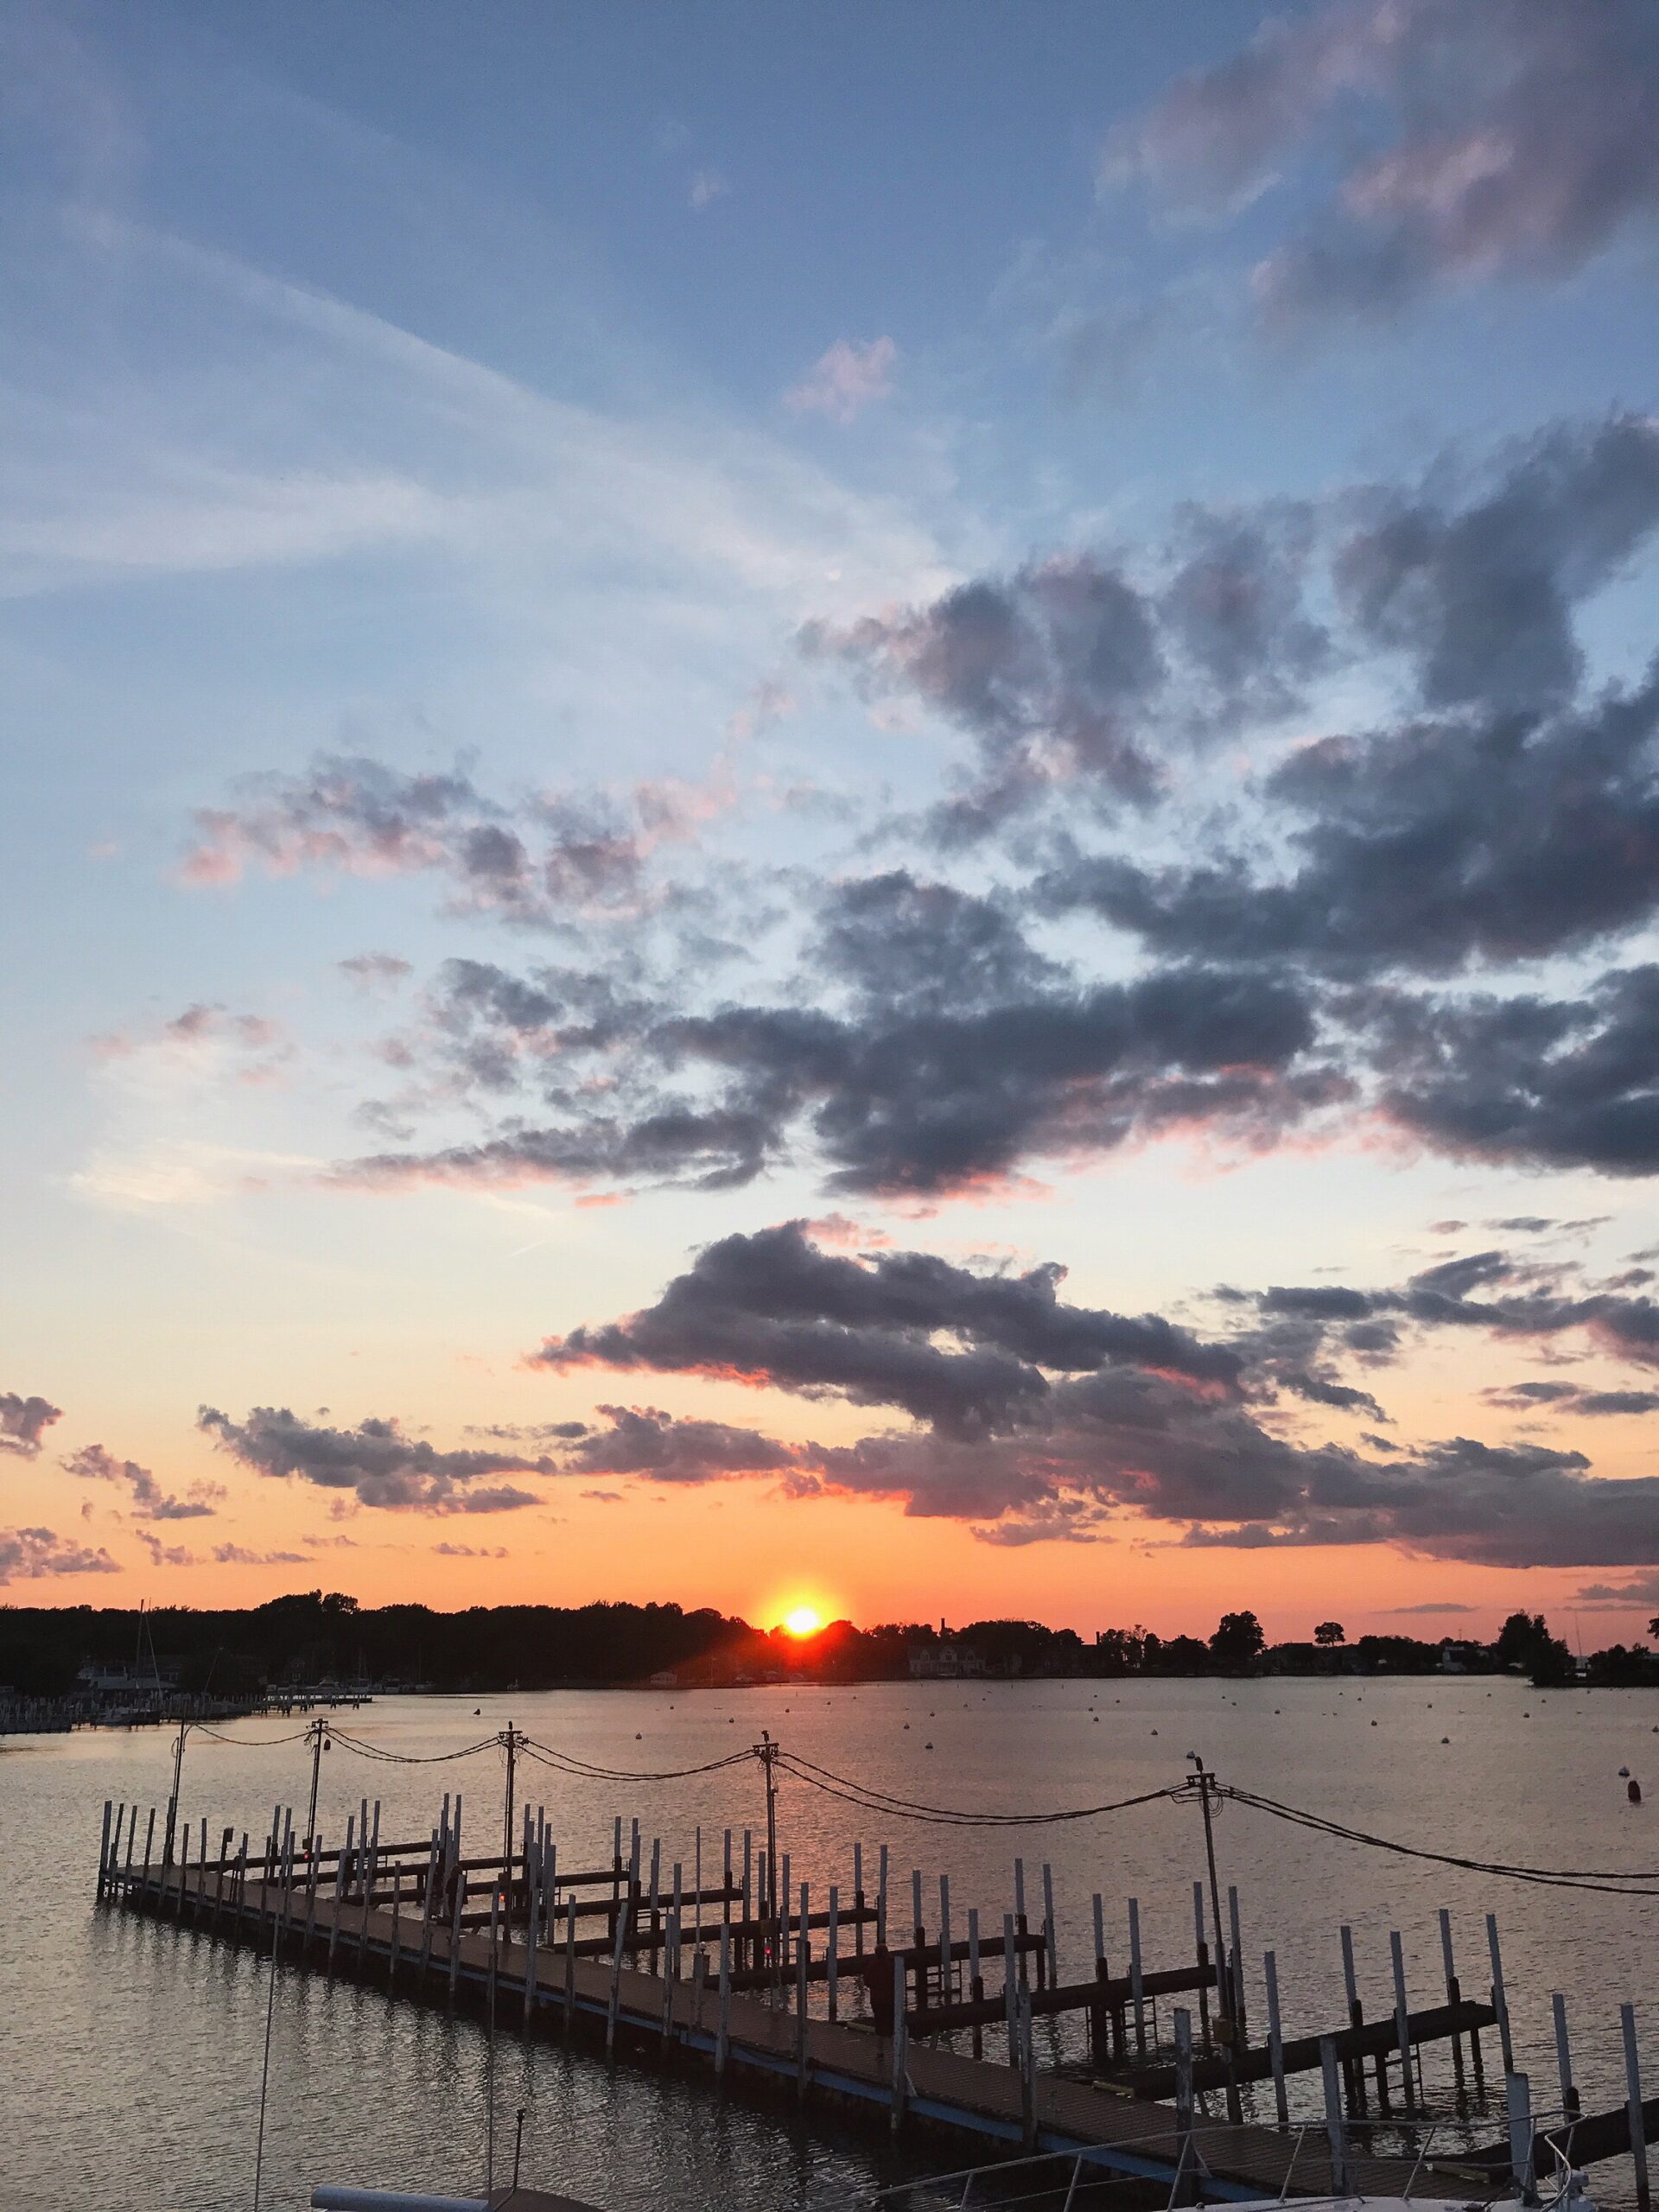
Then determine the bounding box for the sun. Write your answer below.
[780,1604,823,1637]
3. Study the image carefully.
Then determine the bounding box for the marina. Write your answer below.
[91,1699,1658,2212]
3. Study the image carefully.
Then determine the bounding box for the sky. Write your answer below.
[4,0,1659,1645]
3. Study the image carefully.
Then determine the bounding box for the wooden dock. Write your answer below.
[110,1853,1526,2204]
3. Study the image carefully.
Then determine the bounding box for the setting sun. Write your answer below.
[780,1605,823,1637]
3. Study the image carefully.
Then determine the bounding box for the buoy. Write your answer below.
[925,1742,934,1751]
[1619,1765,1630,1777]
[1630,1778,1644,1805]
[1441,1737,1450,1745]
[635,1732,642,1740]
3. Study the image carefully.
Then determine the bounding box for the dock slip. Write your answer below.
[97,1730,1658,2211]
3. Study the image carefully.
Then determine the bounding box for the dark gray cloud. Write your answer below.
[536,1220,1243,1440]
[1048,664,1659,981]
[0,1525,119,1584]
[565,1405,804,1481]
[0,1390,61,1459]
[1571,1571,1659,1607]
[1363,967,1659,1177]
[1109,0,1659,325]
[1484,1380,1659,1418]
[351,906,1332,1199]
[62,1442,225,1521]
[197,1406,554,1512]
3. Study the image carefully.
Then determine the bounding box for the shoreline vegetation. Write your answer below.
[3,1593,1656,1729]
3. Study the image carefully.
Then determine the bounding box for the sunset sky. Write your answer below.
[5,0,1659,1643]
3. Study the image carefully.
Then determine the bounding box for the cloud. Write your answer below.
[197,1405,554,1511]
[0,1391,62,1459]
[0,1525,120,1584]
[348,893,1334,1200]
[135,1529,197,1567]
[688,168,728,211]
[566,1404,804,1481]
[1570,1572,1659,1608]
[61,1441,224,1520]
[431,1541,509,1557]
[1382,1602,1478,1615]
[339,952,413,993]
[536,1219,1244,1440]
[1108,0,1659,325]
[211,1542,312,1565]
[785,338,898,423]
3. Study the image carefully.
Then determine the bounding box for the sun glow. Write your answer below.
[780,1604,823,1637]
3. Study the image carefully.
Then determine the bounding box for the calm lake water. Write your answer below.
[3,1675,1656,2211]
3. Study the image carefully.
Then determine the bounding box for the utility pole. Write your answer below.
[303,1717,327,1851]
[755,1730,779,1955]
[1188,1751,1243,2122]
[501,1724,521,1875]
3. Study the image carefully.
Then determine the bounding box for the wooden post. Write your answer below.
[1624,2005,1651,2212]
[563,1898,576,2037]
[827,1885,840,2023]
[419,1832,437,1982]
[447,1873,465,2000]
[716,1923,732,2084]
[607,1869,627,2060]
[796,1885,810,2100]
[1390,1929,1414,2110]
[388,1864,401,1983]
[648,1837,661,1975]
[1002,1913,1020,2068]
[1553,1993,1580,2123]
[1228,1884,1246,2038]
[877,1843,889,1950]
[487,1881,501,2024]
[1340,1923,1369,2116]
[939,1872,953,2005]
[175,1817,191,1923]
[661,1905,680,2048]
[1440,1908,1467,2093]
[327,1840,345,1978]
[1041,1862,1057,1989]
[1321,2036,1349,2196]
[306,1832,322,1955]
[1174,2006,1195,2197]
[1014,1859,1027,1984]
[98,1801,112,1902]
[1488,1914,1515,2075]
[1264,1949,1289,2126]
[1128,1897,1147,2055]
[1090,1891,1107,2065]
[853,1841,863,1957]
[1507,2070,1538,2207]
[968,1906,983,2061]
[523,1873,538,2031]
[140,1806,156,1898]
[1017,1979,1036,2150]
[1193,1883,1211,2050]
[890,1950,908,2136]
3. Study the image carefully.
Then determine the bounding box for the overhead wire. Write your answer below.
[1218,1783,1659,1896]
[776,1751,1187,1827]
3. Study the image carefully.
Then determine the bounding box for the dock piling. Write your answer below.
[1265,1948,1289,2126]
[1624,2004,1651,2212]
[1488,1913,1516,2075]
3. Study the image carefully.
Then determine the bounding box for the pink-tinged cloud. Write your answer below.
[0,1391,62,1458]
[786,337,898,423]
[0,1526,119,1584]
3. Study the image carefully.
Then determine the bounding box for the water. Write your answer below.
[3,1675,1655,2211]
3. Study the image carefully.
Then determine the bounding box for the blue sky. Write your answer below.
[4,0,1659,1637]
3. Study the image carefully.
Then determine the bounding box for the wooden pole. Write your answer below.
[563,1898,576,2036]
[1174,2006,1195,2194]
[607,1870,626,2059]
[1042,1862,1058,1988]
[98,1801,111,1902]
[1340,1923,1368,2116]
[716,1923,732,2084]
[1624,2004,1651,2212]
[1193,1883,1211,2050]
[969,1906,983,2061]
[448,1872,465,2000]
[661,1905,680,2048]
[795,1885,810,2100]
[890,1950,908,2136]
[1487,1914,1515,2075]
[1017,1980,1036,2150]
[1507,2069,1537,2207]
[1128,1897,1146,2055]
[523,1872,538,2031]
[306,1832,322,1955]
[877,1843,889,1950]
[1553,1993,1580,2122]
[1264,1949,1289,2126]
[853,1841,863,1957]
[1390,1930,1414,2110]
[1440,1909,1467,2093]
[1321,2036,1349,2196]
[827,1885,840,2023]
[1228,1885,1247,2039]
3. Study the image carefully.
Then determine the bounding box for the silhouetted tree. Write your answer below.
[1313,1621,1345,1647]
[1209,1610,1266,1670]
